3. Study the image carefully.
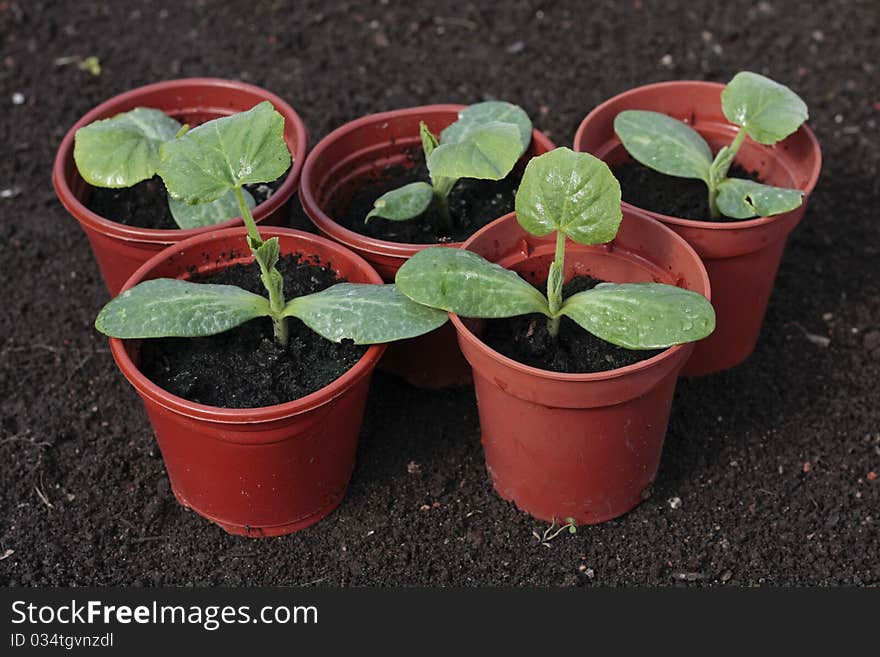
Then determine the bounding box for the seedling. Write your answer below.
[396,147,716,352]
[614,71,808,219]
[74,106,265,229]
[366,101,532,232]
[95,103,448,353]
[532,517,577,548]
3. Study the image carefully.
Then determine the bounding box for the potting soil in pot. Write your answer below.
[613,161,761,222]
[138,253,366,407]
[481,275,662,373]
[86,173,288,230]
[333,154,521,244]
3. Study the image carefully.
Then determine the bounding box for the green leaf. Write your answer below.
[721,71,808,145]
[560,282,715,350]
[614,110,713,182]
[396,247,550,318]
[158,101,291,205]
[95,279,271,339]
[284,284,448,345]
[420,121,439,158]
[427,122,522,181]
[441,100,533,157]
[515,147,622,245]
[74,108,182,188]
[715,178,804,219]
[254,235,280,270]
[168,187,255,229]
[366,182,434,222]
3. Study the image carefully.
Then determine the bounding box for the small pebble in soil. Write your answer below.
[668,496,682,510]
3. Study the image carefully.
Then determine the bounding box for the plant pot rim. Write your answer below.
[108,226,385,425]
[52,77,309,246]
[300,103,557,259]
[573,78,822,232]
[448,212,711,383]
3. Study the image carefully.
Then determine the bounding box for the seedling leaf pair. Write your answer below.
[397,148,715,352]
[613,72,808,219]
[96,279,447,345]
[366,101,532,228]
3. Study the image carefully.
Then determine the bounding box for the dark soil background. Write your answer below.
[1,0,878,587]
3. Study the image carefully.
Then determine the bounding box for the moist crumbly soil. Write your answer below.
[613,161,761,221]
[86,174,288,230]
[138,254,366,408]
[2,0,879,587]
[333,156,520,244]
[482,276,661,373]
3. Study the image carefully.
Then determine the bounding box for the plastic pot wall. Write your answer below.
[300,104,555,388]
[574,80,821,376]
[108,228,385,537]
[53,78,309,295]
[449,212,711,525]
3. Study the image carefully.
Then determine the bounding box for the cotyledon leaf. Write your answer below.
[74,107,182,187]
[284,283,448,344]
[95,278,272,339]
[715,178,804,219]
[395,247,550,318]
[560,282,715,350]
[614,110,713,182]
[365,182,434,222]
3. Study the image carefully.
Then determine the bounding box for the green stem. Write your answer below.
[546,231,566,338]
[708,185,720,219]
[234,185,288,345]
[433,190,453,235]
[234,186,262,244]
[707,127,747,220]
[727,127,747,164]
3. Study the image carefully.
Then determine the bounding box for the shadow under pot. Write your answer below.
[300,104,555,389]
[107,227,385,537]
[448,211,711,525]
[574,80,821,376]
[52,77,309,295]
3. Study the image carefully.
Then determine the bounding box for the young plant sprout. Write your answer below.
[74,106,263,228]
[95,103,448,352]
[533,517,577,548]
[614,71,808,219]
[366,101,533,232]
[395,147,716,352]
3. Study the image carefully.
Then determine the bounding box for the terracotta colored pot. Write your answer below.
[108,227,385,537]
[574,80,821,376]
[53,78,309,296]
[449,212,711,525]
[300,104,555,388]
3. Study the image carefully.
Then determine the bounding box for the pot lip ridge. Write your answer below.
[448,211,710,383]
[574,78,822,232]
[108,227,386,424]
[52,77,309,246]
[300,103,557,260]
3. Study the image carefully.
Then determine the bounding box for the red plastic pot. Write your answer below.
[107,227,385,537]
[53,78,309,296]
[300,105,555,388]
[449,211,711,525]
[574,81,821,376]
